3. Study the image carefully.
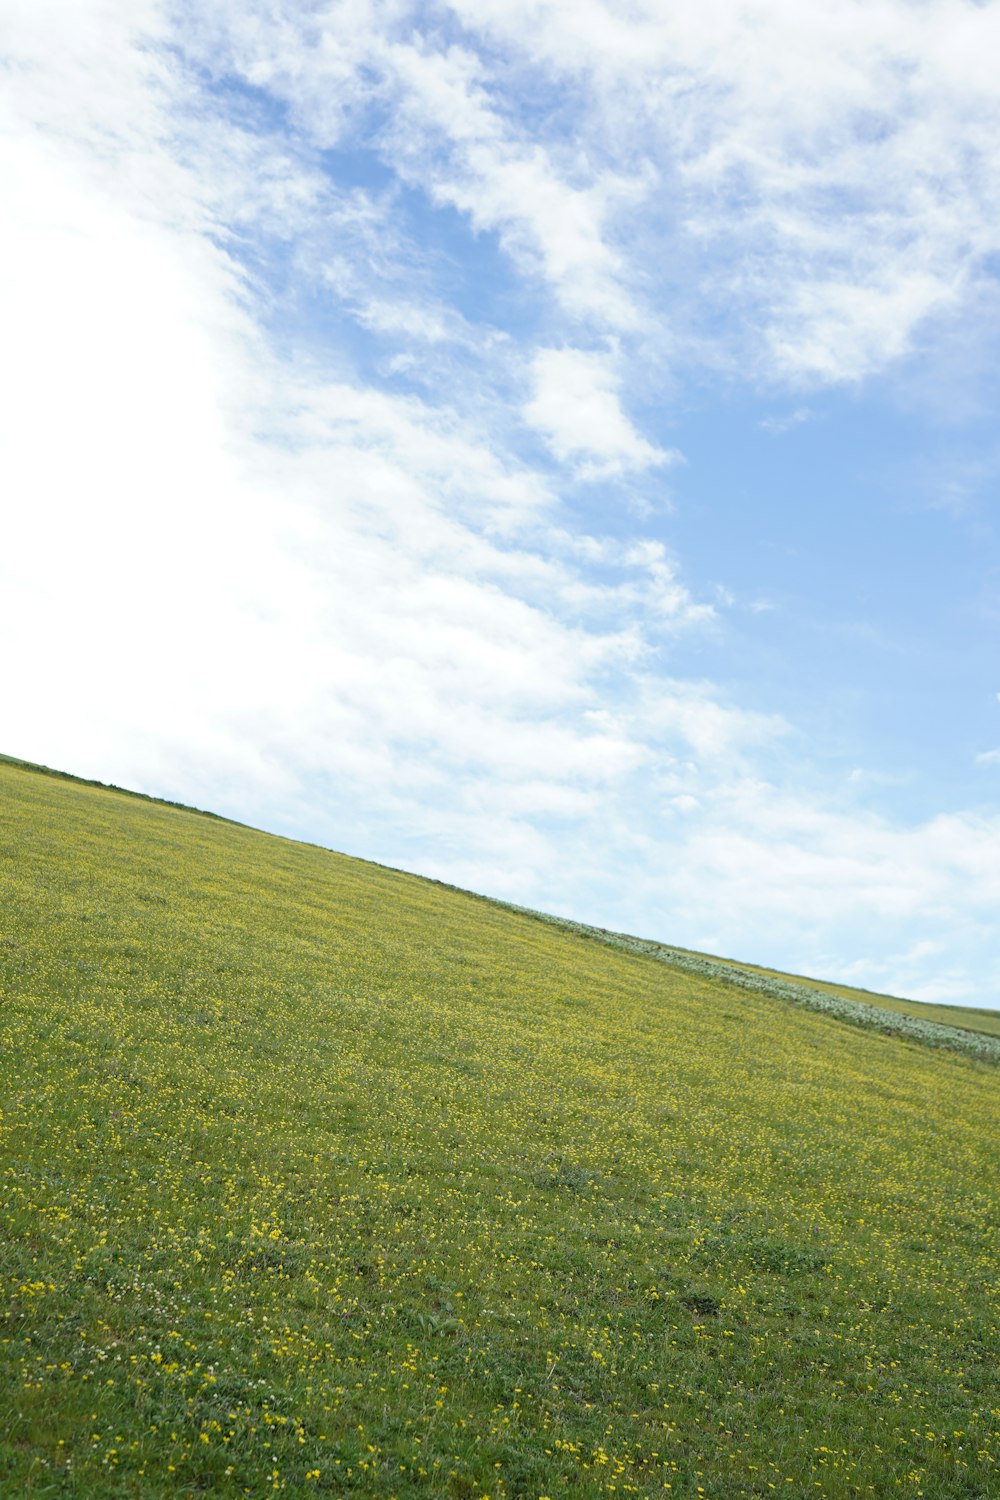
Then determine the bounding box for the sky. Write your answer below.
[3,0,1000,1007]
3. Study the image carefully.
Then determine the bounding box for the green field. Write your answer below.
[2,758,999,1498]
[469,907,1000,1058]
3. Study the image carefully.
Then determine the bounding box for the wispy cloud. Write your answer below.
[0,3,712,857]
[759,407,814,436]
[444,0,1000,385]
[524,348,678,478]
[382,38,641,329]
[162,0,1000,394]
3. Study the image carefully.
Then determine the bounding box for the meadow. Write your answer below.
[1,758,999,1498]
[473,905,1000,1062]
[640,951,1000,1043]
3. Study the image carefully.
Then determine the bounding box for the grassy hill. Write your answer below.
[469,907,1000,1057]
[2,758,999,1498]
[657,952,1000,1041]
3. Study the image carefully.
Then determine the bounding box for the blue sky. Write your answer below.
[3,0,1000,1005]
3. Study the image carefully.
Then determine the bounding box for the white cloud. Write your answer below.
[442,0,1000,385]
[524,348,677,478]
[759,406,813,436]
[975,749,1000,766]
[0,7,708,870]
[382,40,640,328]
[604,778,1000,1005]
[159,0,1000,386]
[180,2,641,329]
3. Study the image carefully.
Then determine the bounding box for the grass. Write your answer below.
[1,756,999,1498]
[471,908,1000,1063]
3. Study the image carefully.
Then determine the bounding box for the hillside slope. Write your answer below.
[2,759,999,1498]
[471,905,1000,1058]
